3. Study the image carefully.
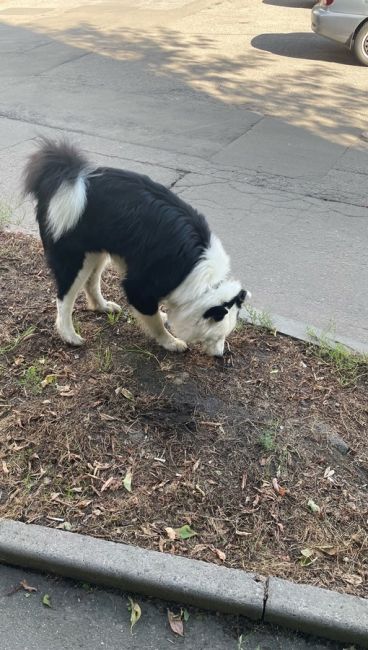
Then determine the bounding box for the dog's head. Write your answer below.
[168,280,251,356]
[201,287,249,356]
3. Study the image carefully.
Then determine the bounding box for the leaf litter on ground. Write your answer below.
[1,232,367,599]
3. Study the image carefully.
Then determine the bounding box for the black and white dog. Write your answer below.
[24,139,250,356]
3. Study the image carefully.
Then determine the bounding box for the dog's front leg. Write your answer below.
[132,309,187,353]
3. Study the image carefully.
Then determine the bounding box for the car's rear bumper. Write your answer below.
[312,6,363,46]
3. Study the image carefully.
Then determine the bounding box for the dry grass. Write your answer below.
[0,232,367,598]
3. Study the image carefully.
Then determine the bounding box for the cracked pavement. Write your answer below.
[0,0,367,348]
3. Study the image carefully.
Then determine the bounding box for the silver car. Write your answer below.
[312,0,368,65]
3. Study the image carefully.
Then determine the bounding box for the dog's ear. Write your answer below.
[236,289,247,307]
[203,305,228,322]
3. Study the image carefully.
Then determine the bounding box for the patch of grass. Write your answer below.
[74,319,82,336]
[0,325,36,356]
[20,364,43,394]
[259,421,279,452]
[22,472,35,493]
[244,305,276,333]
[107,311,121,326]
[64,487,77,500]
[306,327,368,386]
[97,344,113,372]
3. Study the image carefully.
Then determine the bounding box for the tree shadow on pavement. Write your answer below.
[55,22,366,141]
[0,19,366,148]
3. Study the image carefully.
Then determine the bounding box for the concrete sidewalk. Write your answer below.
[0,1,367,348]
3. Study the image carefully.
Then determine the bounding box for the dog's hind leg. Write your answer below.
[132,308,188,353]
[84,253,121,313]
[54,253,100,346]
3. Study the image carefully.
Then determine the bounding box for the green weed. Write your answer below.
[0,325,36,356]
[258,421,280,453]
[244,305,276,333]
[20,364,43,394]
[306,327,368,386]
[0,201,12,229]
[97,344,113,372]
[74,319,82,336]
[107,311,121,326]
[22,472,34,492]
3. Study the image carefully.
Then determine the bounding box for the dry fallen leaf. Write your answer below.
[101,476,115,492]
[192,459,201,472]
[99,413,117,421]
[121,387,134,401]
[165,527,177,541]
[214,548,226,562]
[315,545,338,557]
[56,521,72,531]
[307,499,321,514]
[58,387,75,398]
[323,466,335,482]
[41,374,57,388]
[235,530,251,537]
[20,580,37,593]
[300,548,317,566]
[344,574,363,587]
[2,460,9,475]
[123,468,133,493]
[272,477,286,496]
[167,610,184,637]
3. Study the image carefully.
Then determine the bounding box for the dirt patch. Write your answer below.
[0,232,367,597]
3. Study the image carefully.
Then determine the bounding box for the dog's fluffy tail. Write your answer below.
[24,138,89,241]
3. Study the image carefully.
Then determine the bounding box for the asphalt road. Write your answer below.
[0,564,355,650]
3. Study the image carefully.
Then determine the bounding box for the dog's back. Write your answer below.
[24,139,212,318]
[24,139,210,263]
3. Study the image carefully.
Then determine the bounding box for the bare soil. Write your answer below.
[0,232,367,598]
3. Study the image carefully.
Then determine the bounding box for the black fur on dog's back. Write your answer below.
[24,140,211,315]
[24,138,88,204]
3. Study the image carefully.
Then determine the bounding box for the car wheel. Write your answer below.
[353,22,368,66]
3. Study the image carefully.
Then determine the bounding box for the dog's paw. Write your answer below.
[87,298,122,313]
[103,300,122,314]
[98,300,122,313]
[161,337,188,353]
[61,332,85,346]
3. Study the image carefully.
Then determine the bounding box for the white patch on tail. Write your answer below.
[47,175,87,241]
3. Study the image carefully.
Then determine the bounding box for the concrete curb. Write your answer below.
[0,520,264,619]
[1,520,367,647]
[240,306,368,356]
[266,577,368,648]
